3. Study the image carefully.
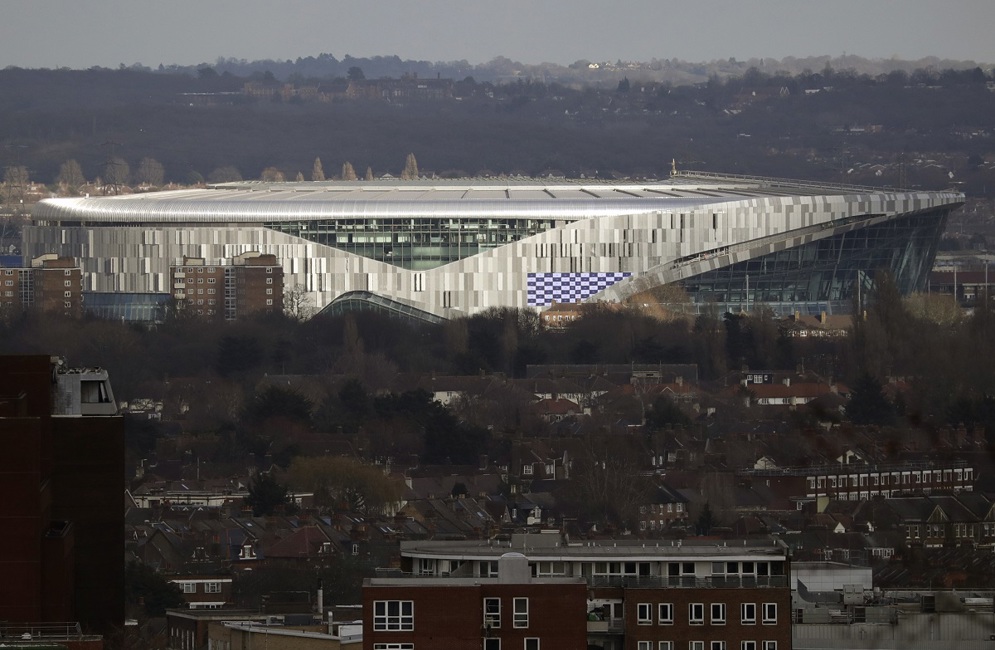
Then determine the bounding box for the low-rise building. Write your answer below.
[364,553,588,650]
[397,533,793,650]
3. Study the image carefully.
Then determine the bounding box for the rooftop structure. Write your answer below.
[28,171,963,320]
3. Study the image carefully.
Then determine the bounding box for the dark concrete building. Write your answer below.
[0,355,124,636]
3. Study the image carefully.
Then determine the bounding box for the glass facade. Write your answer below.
[680,209,949,315]
[263,217,556,270]
[83,291,171,323]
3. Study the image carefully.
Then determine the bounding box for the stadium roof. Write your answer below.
[33,172,930,225]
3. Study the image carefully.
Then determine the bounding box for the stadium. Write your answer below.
[26,170,964,321]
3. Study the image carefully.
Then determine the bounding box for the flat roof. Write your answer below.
[399,537,789,560]
[366,576,587,587]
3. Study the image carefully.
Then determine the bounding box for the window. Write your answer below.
[741,603,756,625]
[762,603,777,625]
[761,643,777,650]
[208,277,216,283]
[690,643,705,650]
[204,582,222,594]
[64,280,72,287]
[659,643,673,650]
[711,603,726,625]
[484,640,500,650]
[266,277,273,284]
[524,639,539,650]
[198,278,204,284]
[373,645,414,650]
[689,603,704,625]
[639,643,653,650]
[373,600,413,631]
[513,598,528,628]
[64,301,72,308]
[266,288,273,294]
[637,603,653,625]
[266,298,274,306]
[266,267,273,273]
[711,643,726,650]
[658,603,674,625]
[178,582,196,593]
[64,291,72,297]
[741,642,756,650]
[484,597,501,628]
[3,280,11,287]
[3,269,11,275]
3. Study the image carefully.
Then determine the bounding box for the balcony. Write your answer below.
[588,575,788,589]
[586,617,624,634]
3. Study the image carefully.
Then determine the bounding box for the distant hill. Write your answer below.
[49,52,993,87]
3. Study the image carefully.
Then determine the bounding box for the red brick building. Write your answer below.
[1,254,83,316]
[170,252,283,320]
[363,553,588,650]
[624,587,791,650]
[399,534,793,650]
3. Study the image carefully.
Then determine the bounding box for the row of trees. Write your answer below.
[30,152,423,196]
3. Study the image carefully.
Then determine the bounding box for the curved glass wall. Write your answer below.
[318,291,445,324]
[263,217,556,269]
[680,209,950,314]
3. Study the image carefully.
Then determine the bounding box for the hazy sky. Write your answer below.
[2,0,993,69]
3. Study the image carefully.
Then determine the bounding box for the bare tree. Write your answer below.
[207,166,242,183]
[260,167,285,182]
[569,432,653,531]
[3,165,29,207]
[312,157,325,181]
[135,157,165,187]
[56,160,86,195]
[103,157,130,192]
[283,284,316,321]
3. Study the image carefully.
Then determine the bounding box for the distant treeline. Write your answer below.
[1,61,993,195]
